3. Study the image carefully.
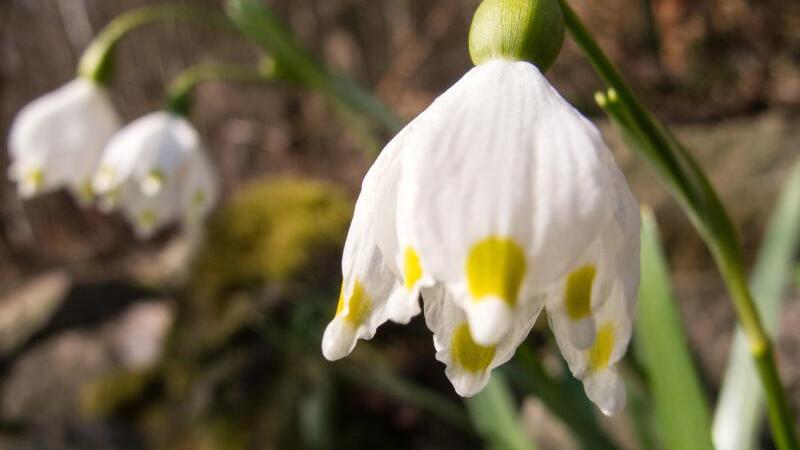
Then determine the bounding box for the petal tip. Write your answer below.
[466,297,513,346]
[447,369,491,398]
[321,320,357,361]
[586,370,626,416]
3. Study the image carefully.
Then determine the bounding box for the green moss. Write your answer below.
[81,369,157,417]
[192,176,352,301]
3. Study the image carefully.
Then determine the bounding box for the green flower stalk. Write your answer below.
[166,60,277,116]
[78,5,236,84]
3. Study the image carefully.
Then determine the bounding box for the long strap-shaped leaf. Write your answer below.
[637,209,715,450]
[466,373,537,450]
[713,158,800,450]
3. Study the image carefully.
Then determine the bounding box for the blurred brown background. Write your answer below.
[0,0,799,449]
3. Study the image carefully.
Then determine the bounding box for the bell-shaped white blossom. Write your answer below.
[321,59,640,414]
[93,112,196,199]
[7,78,121,201]
[93,111,218,239]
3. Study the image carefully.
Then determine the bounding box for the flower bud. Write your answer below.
[468,0,565,71]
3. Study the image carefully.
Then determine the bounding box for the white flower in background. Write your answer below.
[321,59,640,415]
[7,78,121,202]
[180,150,219,228]
[93,111,218,239]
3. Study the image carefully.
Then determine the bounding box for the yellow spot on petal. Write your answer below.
[564,265,596,320]
[193,190,207,208]
[139,209,157,228]
[588,322,615,371]
[334,280,372,326]
[335,283,346,316]
[403,246,423,290]
[451,323,496,373]
[466,236,526,306]
[141,169,165,196]
[78,180,95,202]
[19,168,45,196]
[25,168,44,187]
[95,166,116,189]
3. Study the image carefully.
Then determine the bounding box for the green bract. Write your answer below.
[468,0,565,70]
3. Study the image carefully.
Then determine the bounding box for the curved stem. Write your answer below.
[165,60,275,115]
[558,1,798,448]
[78,5,237,84]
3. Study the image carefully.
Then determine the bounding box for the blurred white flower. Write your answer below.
[322,59,639,415]
[93,111,218,239]
[180,150,219,228]
[7,78,121,202]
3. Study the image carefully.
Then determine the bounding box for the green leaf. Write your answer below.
[466,373,536,450]
[636,208,715,450]
[625,380,660,450]
[713,158,800,450]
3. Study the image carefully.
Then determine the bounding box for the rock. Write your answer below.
[104,302,173,371]
[0,301,172,425]
[0,271,71,357]
[1,331,111,424]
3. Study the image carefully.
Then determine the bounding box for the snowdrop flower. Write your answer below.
[93,111,217,238]
[7,78,121,202]
[180,149,219,228]
[322,0,640,415]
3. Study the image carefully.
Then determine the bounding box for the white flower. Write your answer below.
[321,59,640,415]
[93,111,218,239]
[7,78,121,201]
[180,149,219,228]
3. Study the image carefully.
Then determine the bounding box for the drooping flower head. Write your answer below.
[92,111,218,239]
[7,78,121,202]
[322,0,640,415]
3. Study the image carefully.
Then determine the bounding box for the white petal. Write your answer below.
[374,120,430,323]
[547,156,638,414]
[8,79,120,196]
[545,236,616,350]
[393,60,616,344]
[606,161,641,305]
[321,136,407,360]
[180,149,219,228]
[550,269,637,414]
[585,368,626,416]
[118,177,182,240]
[423,285,544,397]
[400,59,614,284]
[93,112,197,196]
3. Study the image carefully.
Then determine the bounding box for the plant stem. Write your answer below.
[557,1,798,448]
[165,61,275,115]
[78,5,237,84]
